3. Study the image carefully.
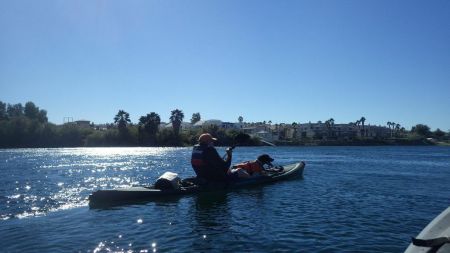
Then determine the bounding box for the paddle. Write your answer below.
[222,133,251,159]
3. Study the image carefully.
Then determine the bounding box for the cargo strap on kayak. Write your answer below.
[412,237,450,253]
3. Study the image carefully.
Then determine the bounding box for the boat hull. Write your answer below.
[89,162,305,208]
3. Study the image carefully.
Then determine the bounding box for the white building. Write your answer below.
[75,120,91,128]
[164,122,193,132]
[193,120,242,129]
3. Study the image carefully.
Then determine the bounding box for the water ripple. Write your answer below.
[0,146,449,252]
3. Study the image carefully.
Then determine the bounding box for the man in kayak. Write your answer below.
[191,133,233,182]
[228,154,276,178]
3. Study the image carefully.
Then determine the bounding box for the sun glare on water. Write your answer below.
[64,147,178,157]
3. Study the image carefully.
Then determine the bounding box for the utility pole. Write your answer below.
[63,117,73,124]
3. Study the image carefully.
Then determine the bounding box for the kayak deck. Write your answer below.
[405,206,450,253]
[89,161,305,208]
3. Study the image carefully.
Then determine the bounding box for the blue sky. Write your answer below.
[1,0,449,130]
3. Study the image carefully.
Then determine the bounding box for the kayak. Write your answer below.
[89,161,305,208]
[405,206,450,253]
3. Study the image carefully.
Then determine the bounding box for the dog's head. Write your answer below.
[257,154,274,166]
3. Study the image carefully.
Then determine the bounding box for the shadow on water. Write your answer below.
[88,194,186,210]
[189,191,234,252]
[188,186,282,252]
[194,191,228,208]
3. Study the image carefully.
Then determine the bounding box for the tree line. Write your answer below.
[1,100,449,148]
[0,101,258,148]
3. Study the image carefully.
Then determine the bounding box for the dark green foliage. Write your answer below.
[24,101,48,123]
[38,123,59,147]
[411,124,431,137]
[7,103,24,117]
[0,101,253,148]
[85,129,121,147]
[191,113,201,124]
[37,109,48,123]
[433,129,446,139]
[0,101,7,120]
[0,101,195,148]
[59,124,86,147]
[157,128,179,146]
[0,116,57,148]
[1,100,446,148]
[313,132,324,140]
[0,117,27,147]
[24,101,39,119]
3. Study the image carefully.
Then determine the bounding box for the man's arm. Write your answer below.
[204,147,232,171]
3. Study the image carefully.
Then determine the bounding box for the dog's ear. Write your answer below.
[258,154,272,164]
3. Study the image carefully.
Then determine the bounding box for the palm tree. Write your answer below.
[170,109,184,137]
[139,112,161,144]
[292,122,298,139]
[387,121,396,137]
[360,117,366,137]
[386,122,390,137]
[354,120,361,137]
[114,110,131,133]
[325,118,335,138]
[356,120,361,130]
[395,124,401,137]
[360,117,365,128]
[391,122,396,137]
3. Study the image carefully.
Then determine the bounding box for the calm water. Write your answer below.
[0,146,449,252]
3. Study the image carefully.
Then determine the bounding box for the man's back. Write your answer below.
[191,144,231,182]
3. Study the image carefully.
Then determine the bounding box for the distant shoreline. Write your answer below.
[273,138,441,147]
[2,139,449,149]
[2,101,449,149]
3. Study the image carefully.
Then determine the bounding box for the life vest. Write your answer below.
[191,144,207,169]
[191,144,229,181]
[234,161,263,175]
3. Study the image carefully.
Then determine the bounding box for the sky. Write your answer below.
[1,0,449,130]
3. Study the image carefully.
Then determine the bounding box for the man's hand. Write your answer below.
[226,147,233,156]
